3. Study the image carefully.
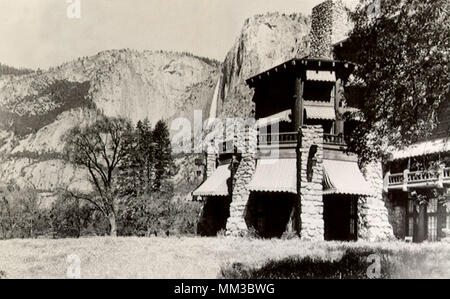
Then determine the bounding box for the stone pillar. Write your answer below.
[358,161,395,241]
[226,126,257,236]
[205,142,217,179]
[298,125,324,241]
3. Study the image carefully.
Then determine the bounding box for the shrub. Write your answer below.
[0,184,51,239]
[220,248,396,279]
[118,193,202,236]
[50,195,109,238]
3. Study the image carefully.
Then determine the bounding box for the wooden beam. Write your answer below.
[294,77,304,131]
[417,204,426,242]
[334,79,344,135]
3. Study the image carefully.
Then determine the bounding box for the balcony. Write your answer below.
[256,133,346,147]
[257,132,298,146]
[218,133,348,154]
[386,168,450,191]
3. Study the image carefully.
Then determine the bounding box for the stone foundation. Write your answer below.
[358,161,395,241]
[298,125,324,240]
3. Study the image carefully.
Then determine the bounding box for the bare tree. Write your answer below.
[64,116,133,236]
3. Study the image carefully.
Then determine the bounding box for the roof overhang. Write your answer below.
[306,70,336,82]
[192,164,230,197]
[304,105,336,120]
[246,57,354,89]
[248,159,297,194]
[323,159,373,196]
[390,138,450,161]
[256,109,292,127]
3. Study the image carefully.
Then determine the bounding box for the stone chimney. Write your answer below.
[309,0,352,59]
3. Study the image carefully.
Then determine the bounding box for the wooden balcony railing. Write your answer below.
[257,132,298,145]
[323,133,346,146]
[386,167,450,190]
[255,132,347,146]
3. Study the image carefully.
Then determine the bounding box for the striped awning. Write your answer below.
[323,159,373,196]
[306,70,336,82]
[248,159,297,193]
[256,109,292,127]
[391,138,450,160]
[192,164,230,197]
[304,105,336,120]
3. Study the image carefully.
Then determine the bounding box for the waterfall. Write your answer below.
[208,77,220,119]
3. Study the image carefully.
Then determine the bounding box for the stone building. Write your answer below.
[192,0,448,242]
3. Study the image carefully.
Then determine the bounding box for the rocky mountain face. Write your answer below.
[0,11,313,200]
[218,12,310,118]
[0,50,220,194]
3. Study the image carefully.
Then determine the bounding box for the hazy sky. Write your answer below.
[0,0,358,69]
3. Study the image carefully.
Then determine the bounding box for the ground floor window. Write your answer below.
[406,195,450,242]
[427,197,439,241]
[407,199,415,237]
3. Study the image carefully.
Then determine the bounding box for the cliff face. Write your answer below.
[219,12,310,118]
[0,50,220,194]
[0,49,220,127]
[0,11,313,199]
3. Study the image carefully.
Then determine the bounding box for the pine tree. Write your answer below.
[152,120,176,194]
[136,118,154,195]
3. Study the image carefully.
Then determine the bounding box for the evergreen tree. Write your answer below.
[152,120,176,193]
[117,118,155,197]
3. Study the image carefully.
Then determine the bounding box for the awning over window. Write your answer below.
[391,138,450,160]
[306,70,336,82]
[248,159,297,193]
[323,159,373,196]
[256,109,292,127]
[192,164,230,197]
[304,105,336,120]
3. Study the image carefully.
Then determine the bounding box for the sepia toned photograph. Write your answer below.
[0,0,448,286]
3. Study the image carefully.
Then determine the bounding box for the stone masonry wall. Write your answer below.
[310,0,352,59]
[299,125,325,240]
[226,126,257,236]
[358,161,395,241]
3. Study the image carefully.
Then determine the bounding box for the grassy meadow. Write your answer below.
[0,236,449,279]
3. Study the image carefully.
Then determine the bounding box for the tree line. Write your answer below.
[0,116,201,239]
[0,63,33,77]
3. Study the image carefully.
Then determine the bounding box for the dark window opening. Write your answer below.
[197,196,231,236]
[324,195,358,241]
[246,192,295,238]
[303,81,334,103]
[307,145,318,182]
